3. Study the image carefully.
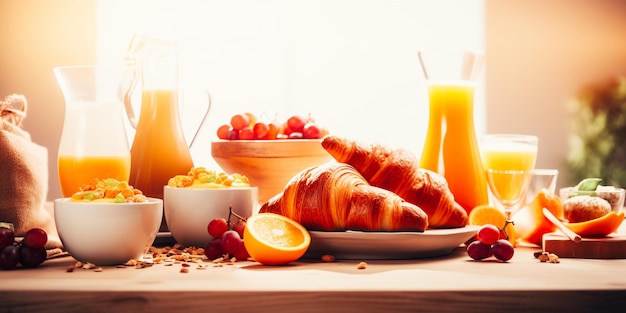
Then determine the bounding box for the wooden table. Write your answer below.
[2,237,625,313]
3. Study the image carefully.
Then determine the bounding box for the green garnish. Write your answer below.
[576,178,602,191]
[113,193,126,203]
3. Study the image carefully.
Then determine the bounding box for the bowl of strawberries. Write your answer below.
[211,113,332,204]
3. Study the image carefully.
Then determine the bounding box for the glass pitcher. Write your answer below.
[54,66,132,197]
[124,34,210,200]
[417,50,488,215]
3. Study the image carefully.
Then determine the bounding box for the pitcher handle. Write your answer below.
[188,90,212,149]
[122,66,140,129]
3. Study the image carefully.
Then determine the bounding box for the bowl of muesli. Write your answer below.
[54,178,163,266]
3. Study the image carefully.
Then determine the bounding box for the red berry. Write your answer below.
[476,224,500,245]
[204,239,224,260]
[207,218,229,239]
[230,114,250,131]
[216,124,231,140]
[303,122,323,139]
[233,220,246,238]
[238,127,255,140]
[253,122,270,139]
[492,239,514,262]
[287,115,307,133]
[23,228,47,249]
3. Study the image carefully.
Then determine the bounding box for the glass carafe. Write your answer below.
[124,35,209,200]
[417,50,488,215]
[54,66,132,197]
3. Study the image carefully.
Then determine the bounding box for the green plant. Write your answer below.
[567,76,626,187]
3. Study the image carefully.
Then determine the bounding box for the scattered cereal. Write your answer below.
[321,255,335,262]
[356,262,367,270]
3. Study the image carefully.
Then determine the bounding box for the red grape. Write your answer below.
[232,240,250,261]
[476,224,500,245]
[19,246,46,268]
[492,239,514,262]
[23,228,47,249]
[0,227,14,250]
[233,220,246,238]
[253,122,269,139]
[207,218,229,239]
[287,115,307,133]
[0,245,20,270]
[230,114,250,131]
[238,127,255,140]
[221,230,242,255]
[216,124,231,139]
[267,122,280,140]
[303,122,323,139]
[466,241,493,261]
[204,238,224,260]
[227,129,239,140]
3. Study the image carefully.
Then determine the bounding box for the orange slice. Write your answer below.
[243,213,311,265]
[468,204,516,246]
[512,188,563,246]
[564,211,625,237]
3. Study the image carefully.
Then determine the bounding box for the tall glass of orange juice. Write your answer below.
[480,134,538,217]
[54,66,132,197]
[418,50,488,215]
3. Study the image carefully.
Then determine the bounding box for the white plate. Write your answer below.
[303,226,480,260]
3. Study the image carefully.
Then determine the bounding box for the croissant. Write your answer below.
[259,162,428,232]
[321,135,468,228]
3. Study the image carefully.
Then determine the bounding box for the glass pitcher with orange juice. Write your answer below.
[417,50,488,215]
[54,66,133,197]
[124,34,210,200]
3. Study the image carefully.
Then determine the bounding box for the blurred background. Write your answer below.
[2,0,626,201]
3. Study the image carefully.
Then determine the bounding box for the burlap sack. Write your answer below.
[0,94,61,248]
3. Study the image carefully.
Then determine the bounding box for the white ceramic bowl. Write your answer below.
[54,198,163,266]
[163,186,259,247]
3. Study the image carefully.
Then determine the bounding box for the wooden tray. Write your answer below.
[542,231,626,259]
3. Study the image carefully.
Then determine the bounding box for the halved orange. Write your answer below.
[243,213,311,265]
[468,204,517,246]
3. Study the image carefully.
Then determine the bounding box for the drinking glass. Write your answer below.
[480,134,538,218]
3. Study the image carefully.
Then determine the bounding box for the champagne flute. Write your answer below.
[480,134,538,219]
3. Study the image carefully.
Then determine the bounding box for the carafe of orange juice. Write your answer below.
[54,66,133,197]
[417,50,488,215]
[124,34,210,200]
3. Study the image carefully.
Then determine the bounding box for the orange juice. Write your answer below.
[481,141,538,204]
[129,89,194,199]
[419,83,488,214]
[58,155,130,197]
[481,145,538,172]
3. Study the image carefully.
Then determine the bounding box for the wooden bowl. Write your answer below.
[211,139,332,204]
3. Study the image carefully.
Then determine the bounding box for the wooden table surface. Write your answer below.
[2,233,626,313]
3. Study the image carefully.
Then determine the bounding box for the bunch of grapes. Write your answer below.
[467,224,515,262]
[217,112,329,140]
[204,208,250,261]
[0,226,48,270]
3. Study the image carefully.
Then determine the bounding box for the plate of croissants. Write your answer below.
[258,135,480,259]
[303,226,479,260]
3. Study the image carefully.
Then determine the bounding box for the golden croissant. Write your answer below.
[259,162,429,232]
[321,135,468,228]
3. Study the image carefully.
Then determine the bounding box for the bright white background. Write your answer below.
[96,0,485,169]
[3,0,625,201]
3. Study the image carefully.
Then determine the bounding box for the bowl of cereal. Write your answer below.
[163,167,258,248]
[54,179,163,266]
